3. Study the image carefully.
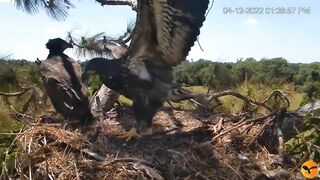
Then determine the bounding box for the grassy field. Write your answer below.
[117,85,305,114]
[180,84,304,113]
[288,92,305,110]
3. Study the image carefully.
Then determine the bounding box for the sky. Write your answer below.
[0,0,319,63]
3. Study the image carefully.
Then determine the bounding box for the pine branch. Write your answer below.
[67,25,132,59]
[14,0,73,20]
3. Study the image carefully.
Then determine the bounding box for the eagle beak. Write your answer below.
[62,42,73,50]
[67,42,73,48]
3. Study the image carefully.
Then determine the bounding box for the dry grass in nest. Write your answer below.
[2,108,302,180]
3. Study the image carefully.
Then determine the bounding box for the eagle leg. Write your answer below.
[118,127,142,142]
[119,97,159,141]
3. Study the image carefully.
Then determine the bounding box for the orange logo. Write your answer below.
[301,160,319,179]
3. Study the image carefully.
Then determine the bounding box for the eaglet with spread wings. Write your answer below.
[83,0,210,141]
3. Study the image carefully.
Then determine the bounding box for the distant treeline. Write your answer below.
[0,59,40,89]
[173,57,320,99]
[1,57,320,99]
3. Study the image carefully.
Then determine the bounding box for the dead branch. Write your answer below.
[81,149,106,161]
[1,85,44,117]
[36,58,41,65]
[103,157,154,167]
[132,163,165,180]
[190,98,211,110]
[208,90,273,111]
[10,105,35,120]
[0,87,33,97]
[95,0,137,10]
[261,90,290,108]
[21,91,36,114]
[211,110,278,142]
[247,116,276,146]
[212,117,224,134]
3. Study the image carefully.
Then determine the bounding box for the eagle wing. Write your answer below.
[127,0,209,70]
[38,57,88,117]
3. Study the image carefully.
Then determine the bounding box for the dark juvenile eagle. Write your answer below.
[82,0,209,141]
[37,38,93,123]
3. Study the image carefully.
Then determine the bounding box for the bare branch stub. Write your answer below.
[96,0,137,10]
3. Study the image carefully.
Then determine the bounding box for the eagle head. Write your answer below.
[46,38,73,53]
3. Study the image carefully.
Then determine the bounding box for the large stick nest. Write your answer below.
[2,91,306,179]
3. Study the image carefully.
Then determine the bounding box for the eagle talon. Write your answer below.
[118,128,142,142]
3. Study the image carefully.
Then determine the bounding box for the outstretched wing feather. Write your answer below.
[128,0,209,67]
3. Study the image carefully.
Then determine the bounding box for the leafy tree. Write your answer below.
[258,57,295,83]
[174,60,214,85]
[233,57,258,82]
[208,63,234,91]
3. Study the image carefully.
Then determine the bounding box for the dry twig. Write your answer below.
[0,86,33,97]
[10,105,35,120]
[211,111,278,142]
[103,158,154,167]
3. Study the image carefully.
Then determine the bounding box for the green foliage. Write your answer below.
[0,109,13,132]
[285,114,320,162]
[174,60,214,85]
[0,60,43,170]
[87,75,103,95]
[233,57,259,82]
[257,57,295,83]
[174,60,234,90]
[0,109,22,171]
[174,58,320,103]
[118,95,133,106]
[0,67,18,87]
[29,64,42,85]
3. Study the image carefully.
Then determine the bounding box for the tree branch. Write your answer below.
[10,105,35,120]
[207,90,273,112]
[95,0,137,10]
[211,110,279,142]
[67,32,128,58]
[0,86,33,97]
